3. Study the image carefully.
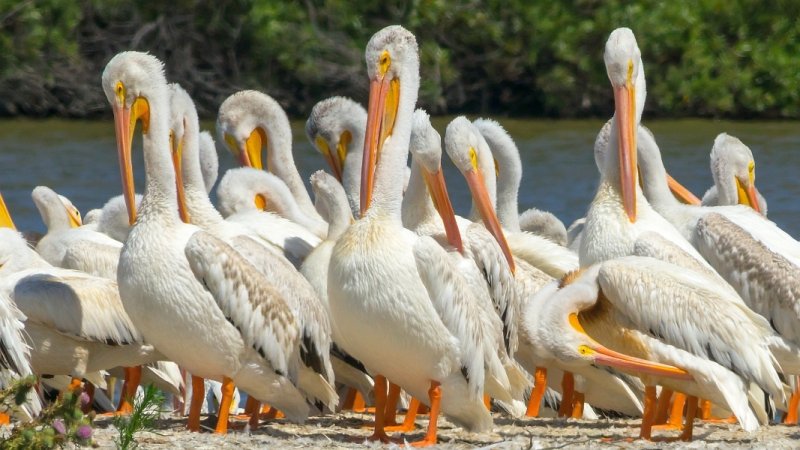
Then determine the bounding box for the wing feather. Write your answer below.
[506,230,578,278]
[184,231,299,379]
[62,240,121,281]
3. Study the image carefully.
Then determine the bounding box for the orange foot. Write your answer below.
[364,430,403,444]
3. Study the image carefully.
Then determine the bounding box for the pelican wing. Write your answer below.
[506,230,578,278]
[230,235,334,384]
[695,213,800,346]
[11,269,141,346]
[0,291,41,421]
[413,235,507,401]
[227,211,320,268]
[184,231,299,379]
[62,240,121,281]
[465,223,519,355]
[598,256,783,401]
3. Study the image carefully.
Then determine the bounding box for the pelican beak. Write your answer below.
[569,314,693,381]
[226,128,265,170]
[112,83,149,226]
[667,174,701,205]
[66,205,82,228]
[170,126,190,223]
[736,163,761,213]
[0,193,16,230]
[613,66,637,222]
[316,136,343,181]
[254,193,267,211]
[464,158,515,273]
[361,52,400,215]
[422,165,464,254]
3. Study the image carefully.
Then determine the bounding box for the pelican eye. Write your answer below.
[115,81,126,105]
[468,147,479,171]
[626,59,634,85]
[578,345,594,356]
[379,50,391,76]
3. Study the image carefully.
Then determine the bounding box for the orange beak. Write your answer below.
[737,177,761,214]
[464,168,515,274]
[613,84,637,222]
[666,174,701,205]
[316,136,343,181]
[569,314,692,381]
[361,75,399,216]
[112,102,141,226]
[422,165,464,254]
[0,193,16,230]
[170,127,190,223]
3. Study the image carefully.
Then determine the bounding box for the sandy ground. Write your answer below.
[82,411,800,449]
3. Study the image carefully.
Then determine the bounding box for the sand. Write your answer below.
[84,411,800,449]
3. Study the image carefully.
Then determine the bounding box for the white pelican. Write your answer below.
[404,110,528,416]
[104,52,327,433]
[473,118,569,246]
[329,26,496,445]
[216,167,327,240]
[216,90,326,228]
[0,228,165,393]
[306,96,366,217]
[299,171,373,403]
[169,83,337,419]
[530,258,783,439]
[701,133,767,215]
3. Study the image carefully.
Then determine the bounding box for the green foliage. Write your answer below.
[112,384,165,450]
[0,376,93,449]
[0,0,799,118]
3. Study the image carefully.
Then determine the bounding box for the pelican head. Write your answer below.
[711,133,761,213]
[31,186,82,232]
[361,25,419,215]
[102,51,168,225]
[604,28,644,222]
[216,167,293,217]
[532,267,693,380]
[216,90,290,171]
[306,97,366,182]
[445,116,514,271]
[409,110,462,253]
[310,170,352,239]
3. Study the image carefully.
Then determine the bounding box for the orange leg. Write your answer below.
[342,388,358,411]
[214,377,235,434]
[653,392,686,431]
[680,396,698,441]
[385,397,420,432]
[353,391,367,413]
[187,375,205,432]
[384,382,402,426]
[639,386,657,440]
[526,367,547,417]
[0,413,9,425]
[570,391,584,418]
[786,389,800,424]
[699,399,736,423]
[558,372,574,417]
[654,388,673,424]
[117,366,142,414]
[483,394,491,411]
[411,381,441,447]
[365,375,401,443]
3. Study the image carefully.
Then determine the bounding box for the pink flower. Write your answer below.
[52,419,66,435]
[79,392,91,408]
[76,425,92,440]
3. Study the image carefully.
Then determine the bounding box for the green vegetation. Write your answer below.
[0,376,93,449]
[1,1,798,118]
[112,384,165,450]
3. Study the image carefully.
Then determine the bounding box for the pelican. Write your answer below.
[216,167,327,241]
[330,26,498,445]
[473,118,569,246]
[104,52,325,433]
[299,171,374,403]
[31,186,122,280]
[306,96,366,217]
[530,258,783,439]
[701,133,767,215]
[169,83,337,419]
[216,90,327,228]
[0,228,165,396]
[404,110,528,417]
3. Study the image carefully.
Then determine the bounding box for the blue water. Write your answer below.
[0,118,798,237]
